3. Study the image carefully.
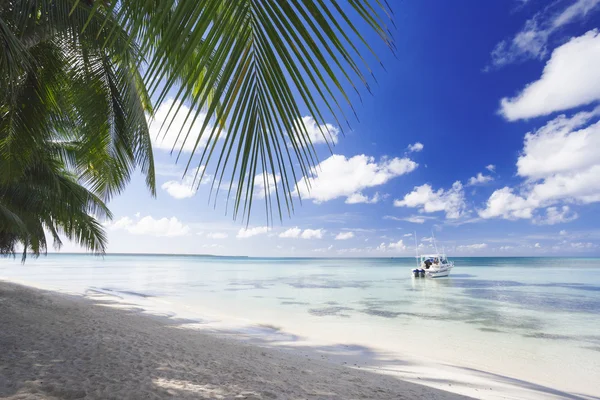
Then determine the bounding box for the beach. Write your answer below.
[1,255,599,400]
[0,281,467,400]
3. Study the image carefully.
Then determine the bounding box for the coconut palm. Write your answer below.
[0,150,111,260]
[0,0,393,256]
[1,0,154,258]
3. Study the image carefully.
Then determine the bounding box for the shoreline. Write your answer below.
[0,278,596,400]
[0,280,470,400]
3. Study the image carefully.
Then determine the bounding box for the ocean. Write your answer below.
[1,255,599,399]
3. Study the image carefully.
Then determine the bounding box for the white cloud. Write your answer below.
[456,243,488,251]
[296,154,417,203]
[383,215,436,224]
[254,173,281,199]
[403,233,414,237]
[480,109,600,221]
[388,239,406,250]
[313,245,334,253]
[300,116,340,146]
[237,226,269,238]
[107,215,190,237]
[490,0,600,68]
[468,173,494,186]
[478,187,536,220]
[535,242,542,248]
[533,206,579,225]
[335,232,354,240]
[279,227,301,238]
[149,99,226,153]
[278,227,324,239]
[345,192,381,204]
[300,229,323,239]
[570,241,597,249]
[516,107,600,179]
[486,164,496,172]
[161,167,210,199]
[407,142,424,153]
[394,181,466,219]
[560,229,568,235]
[500,30,600,120]
[206,232,228,239]
[161,180,196,199]
[377,239,407,252]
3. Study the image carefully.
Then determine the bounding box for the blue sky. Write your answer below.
[63,0,600,256]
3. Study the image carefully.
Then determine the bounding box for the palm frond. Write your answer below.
[107,0,393,221]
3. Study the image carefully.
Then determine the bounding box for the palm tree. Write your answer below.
[1,0,155,258]
[1,0,393,256]
[0,148,111,260]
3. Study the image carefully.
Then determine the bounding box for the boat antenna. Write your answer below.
[414,231,420,268]
[431,230,439,254]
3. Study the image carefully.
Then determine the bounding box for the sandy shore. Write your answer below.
[0,281,470,400]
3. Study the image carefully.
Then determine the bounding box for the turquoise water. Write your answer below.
[1,255,600,398]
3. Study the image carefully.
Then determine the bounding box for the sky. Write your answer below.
[62,0,600,257]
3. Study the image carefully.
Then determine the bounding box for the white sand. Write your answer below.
[0,281,469,400]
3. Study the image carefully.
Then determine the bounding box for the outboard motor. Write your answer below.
[419,269,425,278]
[412,268,419,278]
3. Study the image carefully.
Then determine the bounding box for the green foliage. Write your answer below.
[115,0,394,222]
[0,0,392,257]
[0,0,153,258]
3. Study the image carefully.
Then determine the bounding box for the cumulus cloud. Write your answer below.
[533,206,579,225]
[486,164,496,172]
[206,232,228,239]
[237,226,269,238]
[394,182,466,219]
[106,215,190,237]
[335,232,354,240]
[279,227,301,238]
[490,0,600,68]
[407,142,424,153]
[468,173,494,186]
[480,109,600,221]
[456,243,488,251]
[161,167,210,199]
[516,107,600,179]
[301,229,324,239]
[478,187,536,220]
[345,192,382,204]
[500,30,600,120]
[254,173,281,199]
[377,239,407,252]
[300,116,340,146]
[279,227,324,239]
[296,154,417,203]
[149,99,226,153]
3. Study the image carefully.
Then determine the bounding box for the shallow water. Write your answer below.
[2,255,599,398]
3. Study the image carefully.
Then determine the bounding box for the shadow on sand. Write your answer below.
[1,281,596,400]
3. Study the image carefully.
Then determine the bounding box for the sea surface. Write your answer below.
[2,255,600,399]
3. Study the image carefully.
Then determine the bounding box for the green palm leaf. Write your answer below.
[109,0,394,221]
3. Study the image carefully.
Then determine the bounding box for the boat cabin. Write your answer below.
[420,254,449,269]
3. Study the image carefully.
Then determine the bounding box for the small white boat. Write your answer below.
[412,254,454,278]
[410,232,454,278]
